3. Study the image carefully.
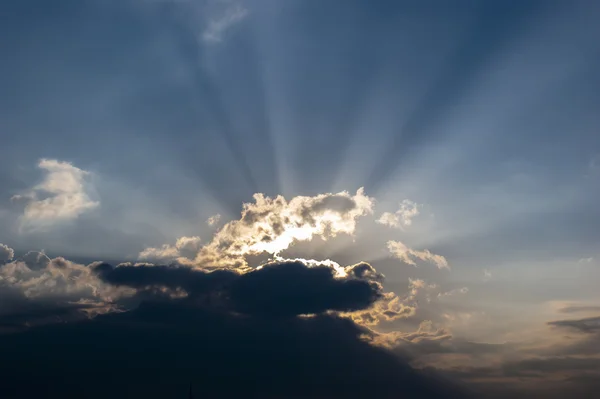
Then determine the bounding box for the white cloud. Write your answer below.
[376,199,420,229]
[12,159,99,230]
[207,214,221,226]
[0,243,14,262]
[387,240,449,269]
[139,236,202,264]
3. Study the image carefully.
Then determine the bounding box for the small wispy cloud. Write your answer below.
[202,1,248,43]
[589,154,600,172]
[206,213,221,226]
[438,287,469,298]
[578,257,594,264]
[483,269,492,282]
[387,240,449,270]
[11,159,99,231]
[138,0,249,44]
[376,199,420,229]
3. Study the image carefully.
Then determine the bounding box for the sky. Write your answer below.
[1,0,600,397]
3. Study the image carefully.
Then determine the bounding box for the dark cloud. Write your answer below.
[96,263,237,297]
[0,259,469,398]
[96,260,383,318]
[548,316,600,333]
[0,287,101,331]
[0,243,14,262]
[502,356,600,376]
[558,305,600,314]
[431,356,600,399]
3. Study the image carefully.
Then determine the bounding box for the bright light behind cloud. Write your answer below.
[182,187,374,269]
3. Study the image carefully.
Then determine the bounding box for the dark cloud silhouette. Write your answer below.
[0,286,102,331]
[96,260,384,318]
[502,356,600,376]
[548,316,600,333]
[0,259,470,399]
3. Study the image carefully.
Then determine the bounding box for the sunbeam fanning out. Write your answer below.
[1,0,600,398]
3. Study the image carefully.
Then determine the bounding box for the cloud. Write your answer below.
[0,243,14,262]
[143,188,374,269]
[0,299,466,398]
[11,159,99,230]
[206,213,221,226]
[0,187,467,396]
[483,269,492,281]
[202,1,248,43]
[503,356,600,376]
[373,320,453,350]
[387,240,449,269]
[438,287,469,298]
[558,305,600,314]
[97,259,386,319]
[345,275,439,328]
[0,252,131,329]
[578,257,594,263]
[377,199,420,229]
[138,236,202,264]
[548,316,600,333]
[0,254,466,397]
[225,261,382,317]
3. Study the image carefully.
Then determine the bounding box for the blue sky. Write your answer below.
[1,1,600,396]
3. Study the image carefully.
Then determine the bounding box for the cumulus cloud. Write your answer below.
[0,187,466,396]
[12,159,99,230]
[0,243,14,262]
[387,240,449,269]
[377,199,420,229]
[143,188,374,269]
